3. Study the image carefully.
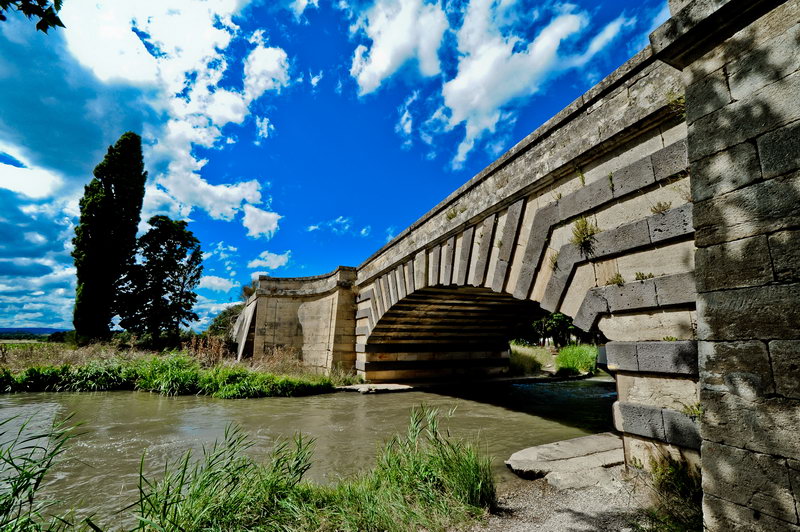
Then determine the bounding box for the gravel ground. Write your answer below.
[469,466,647,531]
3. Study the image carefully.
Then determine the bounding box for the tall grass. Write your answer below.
[508,343,550,375]
[3,408,495,531]
[132,406,494,531]
[632,456,703,531]
[0,416,84,531]
[555,344,598,376]
[1,354,335,399]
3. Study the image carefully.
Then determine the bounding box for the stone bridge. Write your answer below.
[234,0,800,529]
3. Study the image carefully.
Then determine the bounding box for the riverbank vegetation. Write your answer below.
[1,407,494,531]
[509,341,598,377]
[0,342,359,398]
[555,344,598,376]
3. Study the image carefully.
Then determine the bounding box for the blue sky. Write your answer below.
[0,0,669,330]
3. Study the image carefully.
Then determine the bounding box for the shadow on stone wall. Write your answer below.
[687,23,800,529]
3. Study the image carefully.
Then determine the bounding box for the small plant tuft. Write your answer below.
[632,455,702,531]
[577,168,586,186]
[607,273,625,287]
[666,91,687,119]
[635,272,655,281]
[651,201,672,215]
[570,217,600,256]
[680,402,703,418]
[549,250,560,271]
[445,208,458,220]
[662,336,678,342]
[607,172,615,193]
[553,191,563,201]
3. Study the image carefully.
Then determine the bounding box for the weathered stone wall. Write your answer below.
[652,0,800,528]
[237,268,357,370]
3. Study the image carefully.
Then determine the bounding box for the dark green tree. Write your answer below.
[206,304,244,337]
[0,0,65,32]
[72,132,147,343]
[118,216,203,348]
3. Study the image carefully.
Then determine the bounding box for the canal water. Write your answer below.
[1,378,615,526]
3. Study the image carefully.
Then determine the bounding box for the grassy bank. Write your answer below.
[2,407,495,531]
[509,342,550,375]
[510,342,599,377]
[0,343,359,398]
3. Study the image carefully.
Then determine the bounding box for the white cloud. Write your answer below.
[255,116,275,141]
[250,270,268,280]
[242,204,282,239]
[244,44,291,102]
[439,2,631,167]
[360,225,371,237]
[199,275,237,292]
[350,0,448,95]
[308,215,353,235]
[385,226,396,242]
[310,70,324,88]
[307,224,320,232]
[395,91,418,148]
[290,0,319,18]
[247,250,291,269]
[57,0,291,233]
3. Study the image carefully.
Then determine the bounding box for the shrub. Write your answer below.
[14,365,70,392]
[133,354,201,396]
[555,344,597,376]
[570,217,600,256]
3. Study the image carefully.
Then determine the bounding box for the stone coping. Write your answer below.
[356,46,658,271]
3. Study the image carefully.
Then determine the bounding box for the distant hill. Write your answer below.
[0,328,69,336]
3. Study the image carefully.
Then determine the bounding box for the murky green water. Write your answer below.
[1,378,615,526]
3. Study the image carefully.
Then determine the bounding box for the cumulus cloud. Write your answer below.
[244,42,291,102]
[242,204,282,239]
[350,0,448,95]
[255,116,275,142]
[289,0,319,18]
[440,2,632,167]
[247,250,291,269]
[199,275,237,292]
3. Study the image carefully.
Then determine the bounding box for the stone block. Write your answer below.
[662,408,700,449]
[612,156,656,198]
[621,374,698,411]
[695,235,774,292]
[572,288,609,331]
[413,251,427,290]
[618,402,666,441]
[598,310,695,342]
[592,219,651,257]
[702,441,798,524]
[694,171,800,247]
[769,340,800,400]
[652,137,688,182]
[606,342,639,372]
[699,340,775,398]
[727,22,800,103]
[604,281,658,312]
[704,494,800,531]
[697,284,800,341]
[648,203,693,244]
[559,263,597,318]
[688,70,800,161]
[701,389,800,460]
[769,230,800,282]
[638,341,698,375]
[686,67,732,124]
[758,120,800,179]
[558,179,613,221]
[690,141,762,203]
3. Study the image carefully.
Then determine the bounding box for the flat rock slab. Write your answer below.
[338,383,415,394]
[506,432,624,490]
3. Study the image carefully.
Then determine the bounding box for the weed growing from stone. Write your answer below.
[650,201,672,215]
[635,272,655,281]
[662,336,678,342]
[607,273,625,286]
[631,455,702,532]
[665,91,687,120]
[608,172,615,193]
[570,217,600,256]
[549,250,560,271]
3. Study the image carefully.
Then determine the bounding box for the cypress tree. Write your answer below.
[72,132,147,343]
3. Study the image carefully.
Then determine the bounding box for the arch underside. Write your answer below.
[357,286,542,380]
